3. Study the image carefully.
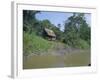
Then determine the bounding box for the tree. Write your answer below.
[79,21,91,44]
[23,10,40,33]
[41,19,52,29]
[63,13,90,48]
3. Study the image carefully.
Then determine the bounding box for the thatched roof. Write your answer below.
[44,28,56,37]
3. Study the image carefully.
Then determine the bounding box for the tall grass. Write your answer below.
[23,32,52,56]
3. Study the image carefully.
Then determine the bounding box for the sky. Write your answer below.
[36,11,91,31]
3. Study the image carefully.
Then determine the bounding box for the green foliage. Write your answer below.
[77,39,89,49]
[23,10,65,42]
[23,10,41,33]
[40,19,64,41]
[23,10,91,57]
[64,13,90,48]
[52,26,64,41]
[23,32,52,56]
[79,22,91,44]
[41,20,53,29]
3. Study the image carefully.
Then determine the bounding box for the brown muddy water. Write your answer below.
[23,50,90,69]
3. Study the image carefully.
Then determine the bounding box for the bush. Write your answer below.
[75,39,90,49]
